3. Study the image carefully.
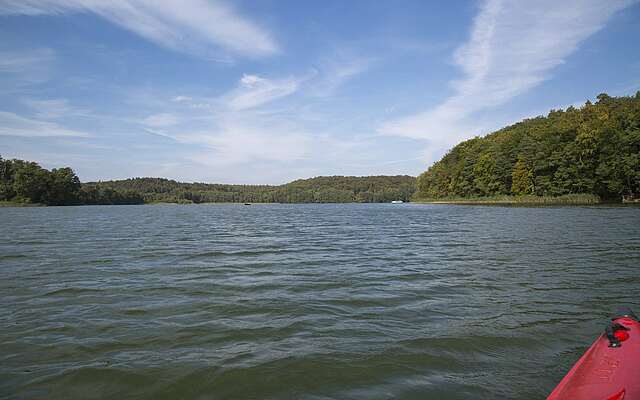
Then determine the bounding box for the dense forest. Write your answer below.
[415,93,640,201]
[0,156,415,205]
[83,175,416,204]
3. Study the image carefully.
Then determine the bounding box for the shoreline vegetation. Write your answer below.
[414,194,602,205]
[0,200,45,207]
[3,196,625,207]
[1,93,637,207]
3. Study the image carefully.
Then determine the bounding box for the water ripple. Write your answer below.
[0,204,639,399]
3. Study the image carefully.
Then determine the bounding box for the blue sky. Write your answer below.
[1,0,639,184]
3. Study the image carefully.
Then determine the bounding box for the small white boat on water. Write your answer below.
[391,200,404,204]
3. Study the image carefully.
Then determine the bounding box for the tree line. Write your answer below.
[415,93,640,201]
[0,156,416,205]
[0,157,144,205]
[84,175,416,204]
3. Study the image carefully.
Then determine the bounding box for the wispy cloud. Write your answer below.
[172,95,192,103]
[0,111,89,137]
[379,0,635,149]
[0,0,278,58]
[308,55,374,97]
[0,48,54,72]
[144,115,313,170]
[168,57,367,113]
[0,48,55,87]
[224,74,304,111]
[191,127,311,165]
[142,113,180,127]
[22,98,89,119]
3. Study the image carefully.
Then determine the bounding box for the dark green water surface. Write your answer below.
[1,204,639,399]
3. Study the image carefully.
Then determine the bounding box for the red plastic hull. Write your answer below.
[547,317,640,400]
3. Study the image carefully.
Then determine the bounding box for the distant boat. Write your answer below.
[244,203,252,205]
[391,200,404,204]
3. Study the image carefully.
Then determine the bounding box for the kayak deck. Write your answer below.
[548,309,640,400]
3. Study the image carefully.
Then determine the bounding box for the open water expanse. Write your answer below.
[1,203,639,399]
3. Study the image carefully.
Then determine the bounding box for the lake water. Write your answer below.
[1,204,639,399]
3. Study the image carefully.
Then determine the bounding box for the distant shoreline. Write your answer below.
[0,201,44,207]
[5,200,637,208]
[0,156,416,206]
[412,194,604,205]
[0,201,407,207]
[3,193,634,207]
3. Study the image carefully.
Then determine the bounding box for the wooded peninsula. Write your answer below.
[1,93,638,206]
[414,92,639,202]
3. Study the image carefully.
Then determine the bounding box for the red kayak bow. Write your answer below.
[547,307,640,400]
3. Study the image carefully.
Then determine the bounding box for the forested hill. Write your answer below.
[415,93,640,201]
[0,157,415,205]
[85,175,416,204]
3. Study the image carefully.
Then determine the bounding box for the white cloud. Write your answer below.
[172,95,192,103]
[218,55,373,112]
[240,74,263,86]
[309,55,374,97]
[142,113,180,127]
[379,0,635,151]
[0,0,278,58]
[225,74,303,110]
[0,111,89,137]
[167,60,364,114]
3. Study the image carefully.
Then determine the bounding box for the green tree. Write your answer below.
[0,156,16,201]
[12,161,51,203]
[511,156,534,195]
[48,167,81,205]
